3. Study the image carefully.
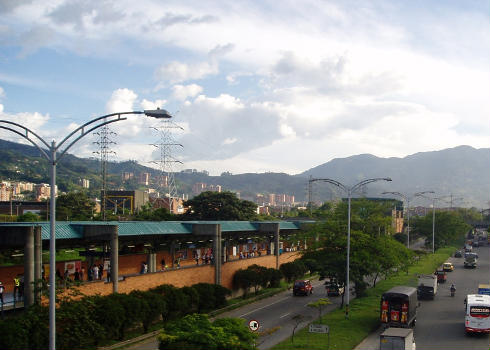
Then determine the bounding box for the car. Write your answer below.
[442,262,454,272]
[454,250,462,258]
[325,281,345,296]
[472,241,479,247]
[293,280,313,296]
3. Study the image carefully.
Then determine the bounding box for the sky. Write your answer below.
[0,0,489,176]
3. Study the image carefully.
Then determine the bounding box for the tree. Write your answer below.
[56,191,95,221]
[183,191,257,220]
[158,314,257,350]
[307,298,331,322]
[17,212,41,222]
[134,204,175,221]
[279,261,307,284]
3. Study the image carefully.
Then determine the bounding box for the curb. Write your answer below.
[97,329,161,350]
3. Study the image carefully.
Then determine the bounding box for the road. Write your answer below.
[415,243,490,350]
[218,279,351,349]
[356,241,490,350]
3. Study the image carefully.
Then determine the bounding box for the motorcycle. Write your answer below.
[450,285,456,297]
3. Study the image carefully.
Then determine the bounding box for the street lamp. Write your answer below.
[319,177,392,319]
[0,108,171,350]
[382,191,434,249]
[415,193,450,254]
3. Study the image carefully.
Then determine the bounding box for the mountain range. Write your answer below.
[0,138,488,208]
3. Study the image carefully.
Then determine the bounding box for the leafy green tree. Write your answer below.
[56,191,95,220]
[183,191,257,220]
[57,298,98,350]
[307,298,331,322]
[134,204,175,221]
[151,284,190,321]
[265,268,283,288]
[158,314,257,350]
[90,295,125,343]
[17,212,41,222]
[233,268,256,298]
[130,290,167,333]
[279,261,307,284]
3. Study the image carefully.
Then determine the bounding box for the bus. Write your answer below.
[465,294,490,334]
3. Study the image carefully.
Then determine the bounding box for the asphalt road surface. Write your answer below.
[218,278,351,349]
[414,243,490,350]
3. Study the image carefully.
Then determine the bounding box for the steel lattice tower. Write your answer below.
[150,120,183,212]
[93,124,117,220]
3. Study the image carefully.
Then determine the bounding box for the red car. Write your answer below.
[434,270,447,283]
[293,280,313,296]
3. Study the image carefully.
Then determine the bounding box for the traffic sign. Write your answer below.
[309,324,329,334]
[248,319,260,332]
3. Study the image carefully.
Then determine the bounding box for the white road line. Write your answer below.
[280,313,290,318]
[239,296,290,317]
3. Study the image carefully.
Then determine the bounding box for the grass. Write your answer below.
[270,246,456,350]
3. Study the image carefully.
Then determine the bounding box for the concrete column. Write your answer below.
[110,226,119,293]
[213,224,222,285]
[24,226,35,306]
[222,238,227,263]
[34,226,42,303]
[148,253,156,273]
[170,241,176,268]
[274,223,280,269]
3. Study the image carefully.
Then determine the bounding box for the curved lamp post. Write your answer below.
[0,108,171,350]
[382,191,434,249]
[319,177,392,319]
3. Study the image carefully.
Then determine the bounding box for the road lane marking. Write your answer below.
[239,296,290,317]
[280,313,290,318]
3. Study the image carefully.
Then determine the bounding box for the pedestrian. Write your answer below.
[13,276,20,300]
[93,264,99,280]
[144,262,148,273]
[106,264,111,282]
[87,266,92,281]
[19,275,24,299]
[0,281,4,305]
[99,263,104,280]
[74,269,80,281]
[140,262,145,274]
[161,258,166,270]
[80,267,84,281]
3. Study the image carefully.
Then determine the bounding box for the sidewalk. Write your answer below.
[353,326,383,350]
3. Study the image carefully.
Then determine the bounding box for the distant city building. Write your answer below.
[150,196,186,215]
[78,178,90,189]
[192,183,222,195]
[105,190,148,214]
[34,183,57,201]
[139,172,150,186]
[258,206,270,215]
[121,172,134,181]
[0,183,11,201]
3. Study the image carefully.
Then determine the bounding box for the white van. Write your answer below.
[465,294,490,334]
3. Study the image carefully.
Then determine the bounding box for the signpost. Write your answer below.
[309,324,329,333]
[309,324,330,350]
[249,319,260,332]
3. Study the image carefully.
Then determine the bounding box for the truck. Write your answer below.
[380,328,416,350]
[478,284,490,296]
[380,286,418,328]
[464,252,478,268]
[417,274,437,300]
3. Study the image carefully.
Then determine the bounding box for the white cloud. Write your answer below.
[171,84,203,101]
[0,86,4,98]
[105,88,138,113]
[140,98,167,110]
[155,61,218,84]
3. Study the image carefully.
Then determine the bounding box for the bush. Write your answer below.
[151,284,189,321]
[91,294,126,343]
[130,291,166,333]
[57,298,99,350]
[267,268,283,288]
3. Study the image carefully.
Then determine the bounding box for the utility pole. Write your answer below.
[150,120,183,214]
[93,125,117,220]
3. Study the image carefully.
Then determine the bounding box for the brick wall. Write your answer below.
[2,251,300,298]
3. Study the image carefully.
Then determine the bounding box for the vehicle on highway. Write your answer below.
[478,284,490,296]
[465,294,490,334]
[465,243,472,252]
[379,328,416,350]
[417,274,437,300]
[324,281,344,296]
[473,241,479,247]
[442,262,454,272]
[434,269,447,283]
[380,286,418,328]
[464,252,478,268]
[293,279,313,296]
[454,250,462,258]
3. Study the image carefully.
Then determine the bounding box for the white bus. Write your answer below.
[465,294,490,334]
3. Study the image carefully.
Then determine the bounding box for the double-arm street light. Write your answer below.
[319,177,392,319]
[382,191,434,249]
[0,108,171,350]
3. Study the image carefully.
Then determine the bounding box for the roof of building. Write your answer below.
[0,220,308,240]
